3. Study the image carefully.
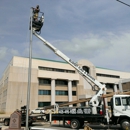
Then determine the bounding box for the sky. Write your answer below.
[0,0,130,78]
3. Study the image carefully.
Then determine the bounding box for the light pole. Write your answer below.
[25,8,33,130]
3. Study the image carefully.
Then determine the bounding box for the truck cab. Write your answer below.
[110,95,130,129]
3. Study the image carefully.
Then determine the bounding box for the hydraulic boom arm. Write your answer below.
[33,30,106,107]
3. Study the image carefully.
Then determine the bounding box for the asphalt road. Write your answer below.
[0,122,122,130]
[32,123,121,130]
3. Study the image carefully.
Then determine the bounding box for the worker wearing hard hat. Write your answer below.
[32,5,40,21]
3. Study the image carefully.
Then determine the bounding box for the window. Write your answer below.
[38,66,75,73]
[56,102,66,105]
[106,92,112,94]
[38,102,50,107]
[122,83,130,91]
[56,90,68,95]
[72,81,77,87]
[72,91,76,96]
[96,73,120,78]
[106,83,114,90]
[56,80,68,86]
[117,84,119,89]
[80,102,85,106]
[115,97,121,106]
[66,70,75,73]
[82,66,89,73]
[38,90,51,95]
[39,78,51,85]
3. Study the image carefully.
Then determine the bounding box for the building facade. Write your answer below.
[0,56,130,113]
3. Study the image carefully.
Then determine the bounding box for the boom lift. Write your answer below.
[30,9,107,114]
[33,31,106,109]
[30,8,106,108]
[30,11,130,130]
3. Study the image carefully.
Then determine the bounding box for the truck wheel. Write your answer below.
[70,119,80,129]
[120,119,130,130]
[4,119,10,126]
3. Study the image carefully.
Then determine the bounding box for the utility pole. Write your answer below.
[25,8,33,130]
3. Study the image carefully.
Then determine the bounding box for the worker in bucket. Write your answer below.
[32,5,40,21]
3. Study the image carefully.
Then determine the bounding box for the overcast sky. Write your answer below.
[0,0,130,78]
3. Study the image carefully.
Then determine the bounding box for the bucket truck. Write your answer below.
[30,12,130,130]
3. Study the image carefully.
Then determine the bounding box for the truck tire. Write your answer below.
[70,119,80,129]
[120,119,130,130]
[4,119,10,126]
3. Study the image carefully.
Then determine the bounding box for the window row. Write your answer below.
[39,78,77,86]
[97,73,120,78]
[38,90,76,96]
[38,102,51,107]
[39,66,75,73]
[38,90,51,95]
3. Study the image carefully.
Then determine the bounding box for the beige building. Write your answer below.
[0,56,130,114]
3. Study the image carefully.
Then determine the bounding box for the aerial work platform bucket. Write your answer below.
[30,11,44,33]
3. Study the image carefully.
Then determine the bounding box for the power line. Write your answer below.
[116,0,130,7]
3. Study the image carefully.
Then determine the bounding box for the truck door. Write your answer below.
[113,97,122,116]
